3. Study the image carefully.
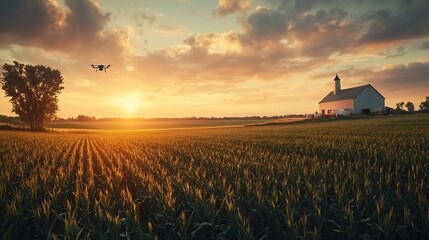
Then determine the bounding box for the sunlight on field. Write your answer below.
[48,119,269,131]
[1,115,428,239]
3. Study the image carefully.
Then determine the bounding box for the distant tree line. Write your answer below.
[53,114,307,122]
[53,115,96,122]
[0,115,24,125]
[76,115,96,121]
[395,96,429,114]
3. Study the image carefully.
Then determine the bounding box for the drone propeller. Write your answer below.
[90,64,111,72]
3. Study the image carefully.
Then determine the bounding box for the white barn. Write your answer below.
[319,75,385,115]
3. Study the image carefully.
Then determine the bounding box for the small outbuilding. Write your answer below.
[319,75,385,115]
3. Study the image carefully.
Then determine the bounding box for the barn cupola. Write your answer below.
[334,74,341,95]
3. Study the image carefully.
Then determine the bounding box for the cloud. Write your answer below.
[368,62,429,91]
[240,6,288,43]
[124,28,332,88]
[4,0,427,75]
[358,1,429,45]
[134,10,156,24]
[0,0,64,45]
[0,0,130,63]
[287,8,355,57]
[156,23,184,36]
[379,45,407,58]
[323,61,429,94]
[3,0,428,115]
[232,4,362,58]
[65,0,110,37]
[183,32,243,54]
[180,32,295,81]
[213,0,251,17]
[269,0,429,56]
[421,41,429,49]
[120,0,429,92]
[359,62,429,106]
[235,5,360,58]
[313,61,429,91]
[133,9,156,35]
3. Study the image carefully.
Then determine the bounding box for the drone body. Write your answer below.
[91,64,110,72]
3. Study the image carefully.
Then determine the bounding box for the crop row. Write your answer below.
[0,117,428,239]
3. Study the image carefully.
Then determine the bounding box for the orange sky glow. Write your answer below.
[0,0,428,118]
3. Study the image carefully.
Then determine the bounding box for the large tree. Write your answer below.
[420,96,429,113]
[405,102,415,113]
[395,102,405,111]
[1,61,64,131]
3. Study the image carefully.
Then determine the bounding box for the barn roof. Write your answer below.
[319,84,377,103]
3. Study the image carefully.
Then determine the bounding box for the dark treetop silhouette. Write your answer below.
[1,61,64,131]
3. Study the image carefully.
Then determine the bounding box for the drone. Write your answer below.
[91,64,111,72]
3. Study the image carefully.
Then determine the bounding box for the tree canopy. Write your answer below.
[395,102,404,111]
[420,97,429,113]
[405,102,415,113]
[1,61,64,131]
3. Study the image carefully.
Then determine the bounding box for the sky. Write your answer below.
[0,0,428,118]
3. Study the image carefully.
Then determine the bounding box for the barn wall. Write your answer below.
[369,87,385,112]
[354,87,370,114]
[354,86,385,114]
[319,99,354,115]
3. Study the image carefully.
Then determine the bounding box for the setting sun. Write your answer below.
[119,96,143,113]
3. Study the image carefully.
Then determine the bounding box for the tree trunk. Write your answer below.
[30,122,36,131]
[29,115,37,131]
[37,121,44,131]
[29,110,45,131]
[36,108,45,131]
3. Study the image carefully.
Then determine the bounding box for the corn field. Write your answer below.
[1,115,428,239]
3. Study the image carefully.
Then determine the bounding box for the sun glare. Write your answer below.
[120,96,142,113]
